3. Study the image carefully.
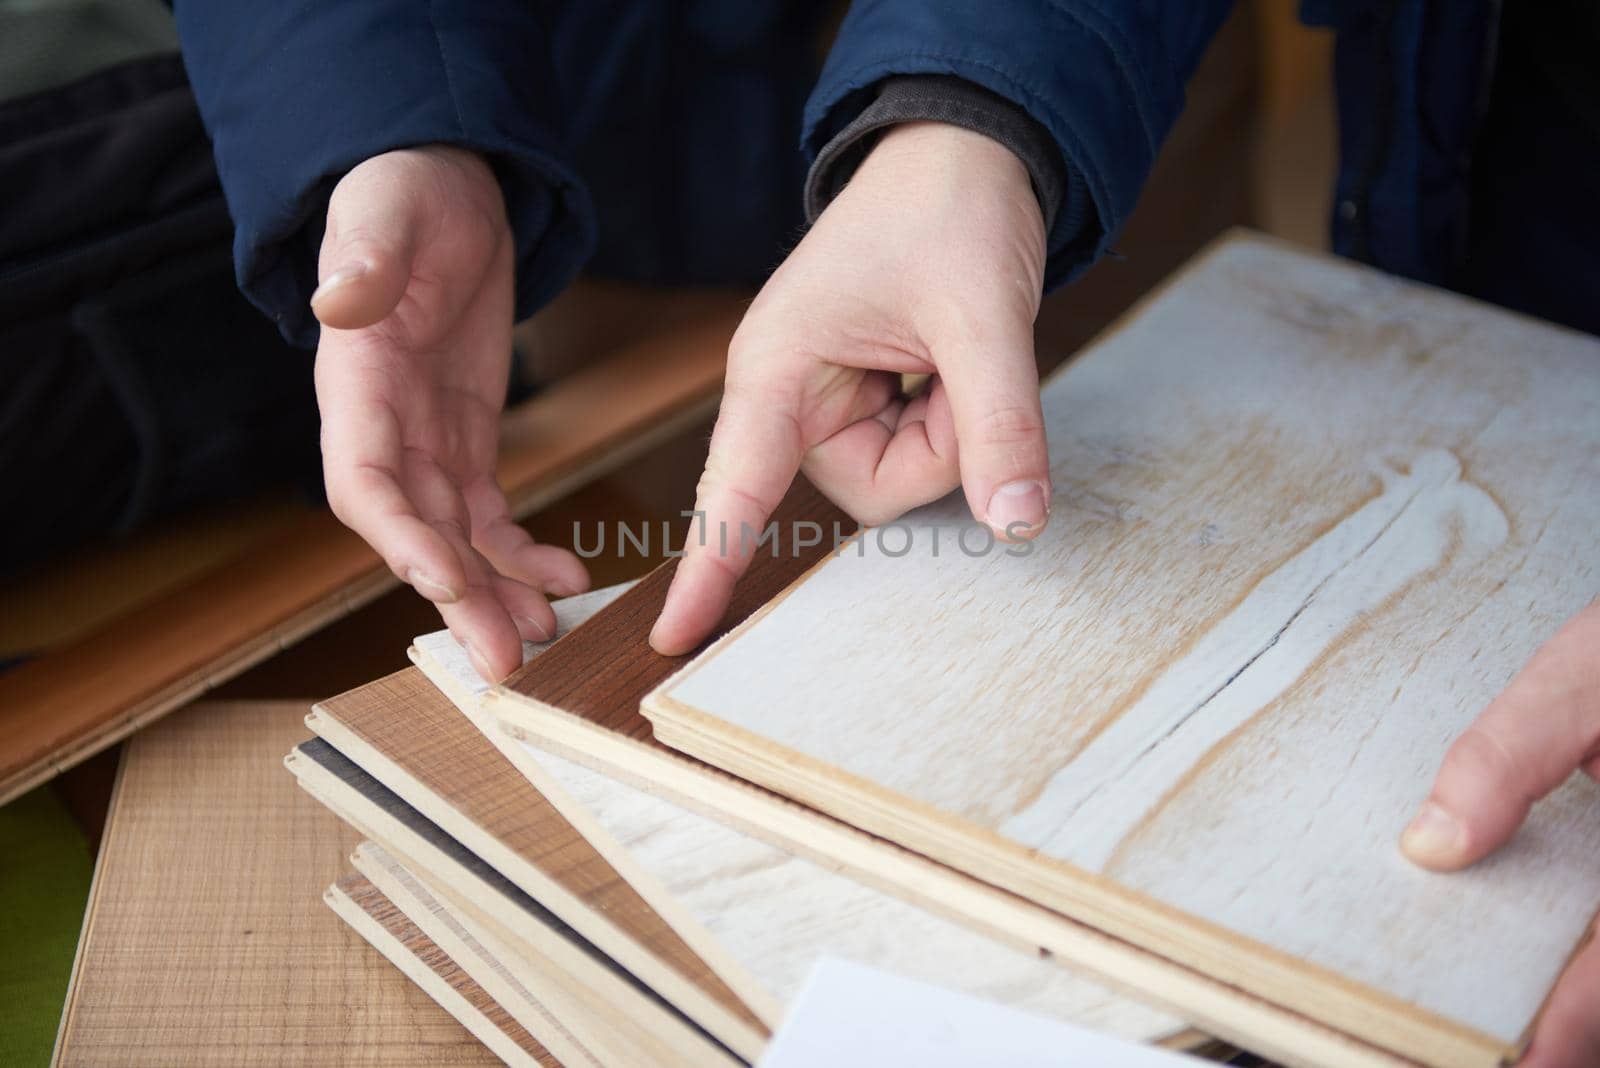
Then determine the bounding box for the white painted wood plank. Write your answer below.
[488,688,1415,1068]
[413,583,638,701]
[652,235,1600,1051]
[412,587,1185,1046]
[517,741,1176,1040]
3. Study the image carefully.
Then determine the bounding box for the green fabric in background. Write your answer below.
[0,0,178,102]
[0,788,94,1068]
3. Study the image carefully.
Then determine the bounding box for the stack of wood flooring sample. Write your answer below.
[289,576,1195,1066]
[288,231,1596,1067]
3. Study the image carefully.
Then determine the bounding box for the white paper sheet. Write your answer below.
[760,957,1198,1068]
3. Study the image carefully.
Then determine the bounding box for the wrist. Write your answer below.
[849,121,1046,279]
[864,121,1034,193]
[416,143,501,198]
[417,142,492,178]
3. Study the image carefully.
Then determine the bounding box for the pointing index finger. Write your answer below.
[650,375,805,655]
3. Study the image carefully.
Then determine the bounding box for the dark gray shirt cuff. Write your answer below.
[804,75,1067,233]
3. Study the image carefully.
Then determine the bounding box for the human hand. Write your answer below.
[312,145,588,682]
[650,121,1050,654]
[1400,598,1600,1066]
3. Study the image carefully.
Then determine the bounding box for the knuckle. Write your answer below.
[327,227,384,265]
[430,513,469,543]
[725,321,779,377]
[851,500,904,528]
[694,454,735,499]
[694,463,767,520]
[725,316,810,385]
[971,404,1046,449]
[1447,724,1528,799]
[726,326,758,368]
[722,348,784,403]
[325,485,356,527]
[807,475,883,527]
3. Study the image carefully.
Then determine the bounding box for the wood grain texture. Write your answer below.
[347,843,598,1068]
[486,562,1410,1066]
[328,873,556,1068]
[286,740,739,1068]
[516,741,1187,1038]
[0,308,737,805]
[645,233,1600,1068]
[53,700,504,1067]
[307,671,764,1059]
[413,596,1184,1044]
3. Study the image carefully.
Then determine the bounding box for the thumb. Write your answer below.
[1401,600,1600,871]
[310,155,425,330]
[937,321,1051,540]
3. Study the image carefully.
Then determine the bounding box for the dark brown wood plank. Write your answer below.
[502,480,849,737]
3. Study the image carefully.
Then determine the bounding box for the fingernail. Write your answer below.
[648,618,682,657]
[311,263,367,304]
[648,631,675,657]
[407,568,461,604]
[986,480,1049,538]
[514,613,552,642]
[1400,802,1465,866]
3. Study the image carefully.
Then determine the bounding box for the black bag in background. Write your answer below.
[0,54,321,578]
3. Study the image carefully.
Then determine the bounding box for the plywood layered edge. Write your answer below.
[287,742,744,1068]
[645,689,1507,1068]
[326,873,556,1068]
[408,640,785,1029]
[346,843,600,1068]
[302,684,766,1059]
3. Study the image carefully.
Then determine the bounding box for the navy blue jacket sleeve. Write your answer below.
[173,2,595,347]
[805,1,1235,292]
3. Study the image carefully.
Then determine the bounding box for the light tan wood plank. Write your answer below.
[53,700,502,1067]
[645,232,1600,1068]
[328,872,558,1068]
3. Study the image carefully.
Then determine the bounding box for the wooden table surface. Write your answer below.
[53,699,504,1067]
